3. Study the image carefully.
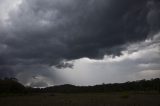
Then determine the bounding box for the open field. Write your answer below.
[0,92,160,106]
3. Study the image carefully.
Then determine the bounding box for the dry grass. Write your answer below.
[0,92,160,106]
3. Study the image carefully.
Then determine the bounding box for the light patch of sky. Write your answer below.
[0,0,22,24]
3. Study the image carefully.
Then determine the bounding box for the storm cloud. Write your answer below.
[0,0,160,87]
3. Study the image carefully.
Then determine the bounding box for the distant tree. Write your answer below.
[0,77,25,94]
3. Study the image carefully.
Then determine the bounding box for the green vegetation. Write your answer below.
[120,92,130,99]
[0,93,160,106]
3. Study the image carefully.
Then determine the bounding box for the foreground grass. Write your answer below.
[0,92,160,106]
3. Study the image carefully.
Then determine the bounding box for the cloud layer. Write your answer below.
[0,0,160,87]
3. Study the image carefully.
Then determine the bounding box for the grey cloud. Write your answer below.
[0,0,160,86]
[55,61,73,69]
[147,0,160,32]
[14,64,68,86]
[0,65,14,78]
[4,0,153,63]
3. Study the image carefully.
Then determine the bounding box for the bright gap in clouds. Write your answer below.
[51,33,160,86]
[0,0,22,22]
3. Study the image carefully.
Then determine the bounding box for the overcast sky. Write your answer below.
[0,0,160,87]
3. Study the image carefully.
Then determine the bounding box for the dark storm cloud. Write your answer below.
[147,0,160,32]
[0,56,14,78]
[0,66,14,78]
[0,0,160,84]
[5,0,158,62]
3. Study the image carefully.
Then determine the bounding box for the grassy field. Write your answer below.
[0,92,160,106]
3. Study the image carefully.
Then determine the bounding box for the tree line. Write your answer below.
[43,78,160,93]
[0,78,25,94]
[0,78,160,94]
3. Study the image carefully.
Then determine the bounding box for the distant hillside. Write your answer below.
[0,78,160,94]
[42,78,160,93]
